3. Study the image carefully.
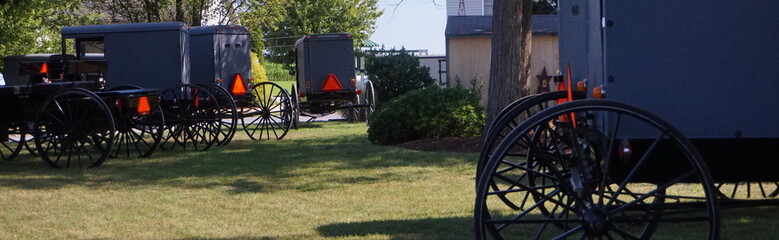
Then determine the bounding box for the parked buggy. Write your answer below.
[0,52,161,168]
[475,1,779,239]
[190,25,293,141]
[59,22,228,153]
[291,33,376,127]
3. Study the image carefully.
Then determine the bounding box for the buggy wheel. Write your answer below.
[1,123,27,161]
[241,82,292,140]
[290,85,300,130]
[363,80,376,126]
[198,83,238,146]
[113,103,164,158]
[159,84,220,151]
[475,99,719,240]
[478,91,585,210]
[715,182,779,199]
[33,88,115,168]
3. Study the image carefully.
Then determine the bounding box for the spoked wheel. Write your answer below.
[290,85,300,130]
[241,82,292,140]
[33,88,115,168]
[363,80,376,126]
[478,91,585,211]
[475,99,719,240]
[198,83,238,146]
[159,84,220,151]
[715,182,779,199]
[1,123,27,161]
[112,103,164,158]
[478,91,586,181]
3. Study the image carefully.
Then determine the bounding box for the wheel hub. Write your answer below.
[581,206,611,236]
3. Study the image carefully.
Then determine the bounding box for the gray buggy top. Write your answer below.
[60,22,190,89]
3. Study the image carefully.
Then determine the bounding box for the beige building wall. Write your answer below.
[447,35,560,105]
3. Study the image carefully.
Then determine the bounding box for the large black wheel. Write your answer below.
[113,103,164,158]
[1,123,27,161]
[159,84,220,151]
[33,88,115,168]
[478,91,585,211]
[290,84,300,130]
[475,99,719,240]
[363,80,376,126]
[241,82,292,140]
[198,83,238,146]
[478,91,585,181]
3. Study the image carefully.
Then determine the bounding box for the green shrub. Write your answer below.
[251,52,269,85]
[368,86,485,145]
[263,61,295,82]
[365,51,435,107]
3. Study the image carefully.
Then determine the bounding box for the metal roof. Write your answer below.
[61,22,188,37]
[189,25,250,36]
[445,15,559,37]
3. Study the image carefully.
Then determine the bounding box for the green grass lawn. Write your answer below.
[0,122,777,239]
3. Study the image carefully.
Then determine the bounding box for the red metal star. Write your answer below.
[536,67,552,94]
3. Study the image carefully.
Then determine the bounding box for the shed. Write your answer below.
[60,22,190,89]
[445,15,560,105]
[189,25,252,92]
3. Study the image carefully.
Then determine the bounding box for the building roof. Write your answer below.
[445,15,559,37]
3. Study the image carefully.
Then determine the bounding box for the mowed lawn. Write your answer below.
[0,122,476,239]
[1,122,778,239]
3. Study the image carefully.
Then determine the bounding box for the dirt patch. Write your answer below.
[394,136,484,153]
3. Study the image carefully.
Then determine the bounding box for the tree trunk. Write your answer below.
[175,0,184,22]
[486,0,533,127]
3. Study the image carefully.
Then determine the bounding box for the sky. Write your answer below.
[370,0,447,55]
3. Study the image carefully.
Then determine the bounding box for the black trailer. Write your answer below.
[475,1,779,239]
[292,33,375,126]
[190,25,293,141]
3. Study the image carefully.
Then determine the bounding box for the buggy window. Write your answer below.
[76,38,105,57]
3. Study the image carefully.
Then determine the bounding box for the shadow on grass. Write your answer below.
[317,217,472,240]
[0,125,477,192]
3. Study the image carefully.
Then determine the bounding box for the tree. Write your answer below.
[486,0,533,125]
[262,0,382,65]
[87,0,246,26]
[0,0,101,71]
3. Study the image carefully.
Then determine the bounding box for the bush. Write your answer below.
[251,52,269,85]
[368,86,485,145]
[263,61,295,82]
[365,51,435,107]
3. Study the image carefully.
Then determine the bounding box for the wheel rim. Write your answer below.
[113,104,164,158]
[475,99,719,240]
[198,84,238,146]
[478,91,585,210]
[364,80,376,126]
[241,82,292,140]
[160,85,220,151]
[1,124,27,161]
[34,89,115,168]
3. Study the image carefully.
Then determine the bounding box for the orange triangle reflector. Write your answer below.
[137,96,151,116]
[322,74,342,92]
[39,63,49,74]
[231,74,247,96]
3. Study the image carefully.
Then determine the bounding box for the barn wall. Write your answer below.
[447,35,560,106]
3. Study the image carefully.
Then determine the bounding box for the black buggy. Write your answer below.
[290,33,376,127]
[0,53,161,168]
[474,1,779,239]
